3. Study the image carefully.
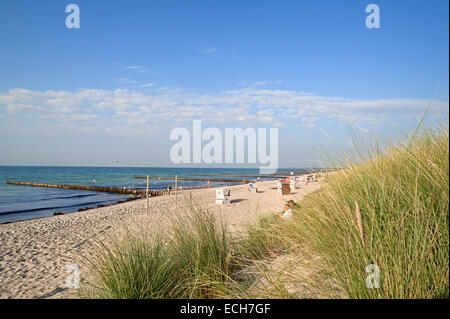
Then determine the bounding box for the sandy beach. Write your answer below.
[0,179,322,299]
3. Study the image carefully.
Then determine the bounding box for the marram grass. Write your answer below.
[79,208,232,299]
[271,125,449,298]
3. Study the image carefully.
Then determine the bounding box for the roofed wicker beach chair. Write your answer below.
[248,182,258,193]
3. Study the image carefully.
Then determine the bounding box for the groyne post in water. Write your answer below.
[5,180,177,197]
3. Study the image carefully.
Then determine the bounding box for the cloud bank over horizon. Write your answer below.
[1,86,448,136]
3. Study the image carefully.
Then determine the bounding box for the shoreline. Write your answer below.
[0,195,141,226]
[0,182,245,225]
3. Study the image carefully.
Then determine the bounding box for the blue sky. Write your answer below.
[0,0,448,167]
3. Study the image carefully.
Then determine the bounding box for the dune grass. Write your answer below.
[80,125,448,299]
[238,214,288,260]
[246,125,449,298]
[79,207,232,299]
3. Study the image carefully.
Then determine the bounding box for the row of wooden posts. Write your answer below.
[6,176,182,215]
[133,176,253,183]
[5,180,176,197]
[5,174,246,201]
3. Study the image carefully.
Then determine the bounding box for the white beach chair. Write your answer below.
[248,182,258,193]
[216,188,231,205]
[289,178,296,191]
[277,181,282,194]
[301,176,308,186]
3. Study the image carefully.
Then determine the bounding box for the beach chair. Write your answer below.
[281,182,291,195]
[289,178,296,191]
[294,176,301,188]
[300,176,308,186]
[216,188,231,204]
[277,181,282,194]
[248,182,258,193]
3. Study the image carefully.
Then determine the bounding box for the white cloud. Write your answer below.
[200,47,218,54]
[125,65,141,70]
[252,81,272,87]
[140,83,155,88]
[301,116,319,128]
[0,86,447,135]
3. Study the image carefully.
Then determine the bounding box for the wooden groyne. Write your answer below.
[190,174,288,178]
[133,176,252,183]
[5,181,175,197]
[189,170,334,179]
